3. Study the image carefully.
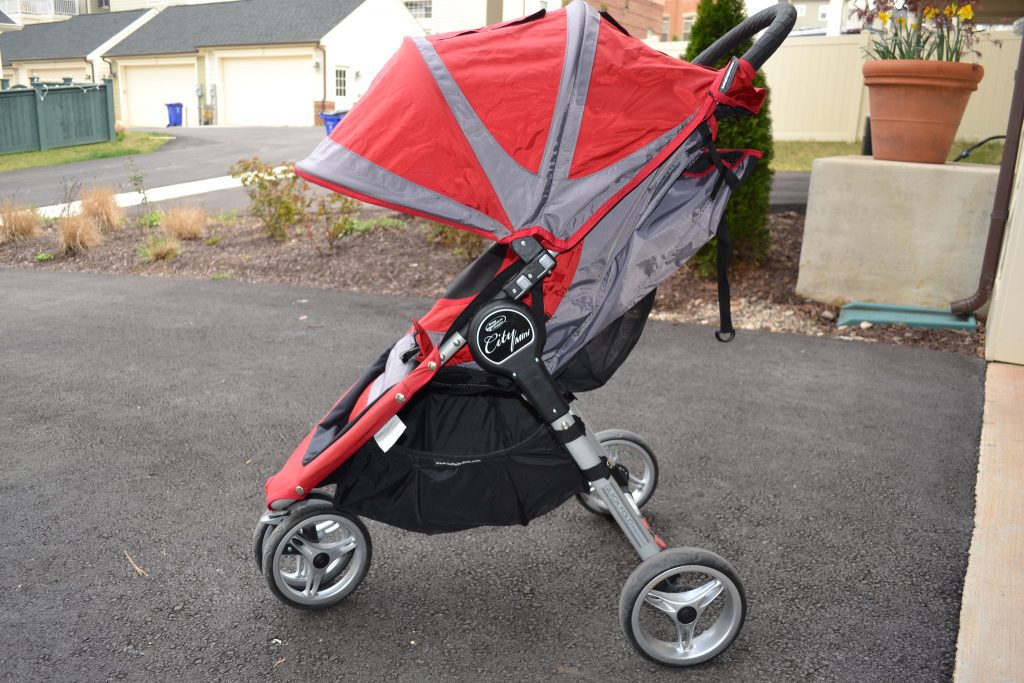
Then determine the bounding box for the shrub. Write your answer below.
[34,251,55,262]
[80,186,123,233]
[229,158,309,241]
[136,233,179,263]
[427,222,485,259]
[0,201,41,243]
[162,206,207,240]
[58,214,103,254]
[684,0,774,274]
[138,211,161,230]
[313,193,363,247]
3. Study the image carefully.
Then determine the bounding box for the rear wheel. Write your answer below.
[576,430,658,516]
[261,500,372,610]
[620,547,746,667]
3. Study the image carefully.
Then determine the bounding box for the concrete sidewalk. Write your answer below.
[955,362,1024,682]
[0,269,982,681]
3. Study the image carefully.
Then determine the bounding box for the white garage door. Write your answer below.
[219,57,311,127]
[123,64,197,128]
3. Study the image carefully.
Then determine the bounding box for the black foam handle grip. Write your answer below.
[691,4,797,71]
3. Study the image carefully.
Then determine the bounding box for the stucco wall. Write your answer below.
[321,0,424,110]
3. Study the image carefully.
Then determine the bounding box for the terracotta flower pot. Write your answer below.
[863,60,984,164]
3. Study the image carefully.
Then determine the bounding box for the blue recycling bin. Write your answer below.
[165,102,183,127]
[319,111,347,135]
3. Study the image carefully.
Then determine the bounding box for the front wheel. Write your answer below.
[576,430,658,516]
[619,547,746,667]
[261,500,372,610]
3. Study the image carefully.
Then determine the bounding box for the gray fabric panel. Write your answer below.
[550,2,602,182]
[297,137,511,240]
[367,332,418,403]
[544,150,757,371]
[538,114,697,242]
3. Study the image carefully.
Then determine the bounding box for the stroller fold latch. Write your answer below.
[505,236,556,300]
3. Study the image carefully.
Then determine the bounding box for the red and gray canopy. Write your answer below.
[295,0,764,251]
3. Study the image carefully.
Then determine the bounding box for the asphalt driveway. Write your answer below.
[0,269,983,681]
[0,127,326,209]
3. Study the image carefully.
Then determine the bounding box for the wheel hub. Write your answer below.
[313,552,330,569]
[676,606,698,624]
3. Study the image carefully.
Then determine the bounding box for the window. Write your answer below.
[818,4,829,20]
[335,68,347,98]
[682,14,695,40]
[98,0,110,7]
[793,4,806,17]
[661,15,669,42]
[404,0,432,18]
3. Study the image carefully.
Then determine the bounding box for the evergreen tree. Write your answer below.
[684,0,774,273]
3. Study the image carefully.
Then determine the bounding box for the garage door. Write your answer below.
[219,57,311,127]
[123,64,197,128]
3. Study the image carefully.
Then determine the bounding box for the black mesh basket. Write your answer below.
[332,369,585,534]
[555,289,656,392]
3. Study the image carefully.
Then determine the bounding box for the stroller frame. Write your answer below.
[254,2,796,668]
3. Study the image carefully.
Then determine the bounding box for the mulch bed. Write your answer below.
[0,208,984,357]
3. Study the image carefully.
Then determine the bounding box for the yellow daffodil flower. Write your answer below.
[923,6,939,20]
[896,16,906,26]
[944,4,956,17]
[957,4,973,21]
[878,10,891,25]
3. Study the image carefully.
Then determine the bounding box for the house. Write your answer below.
[104,0,423,128]
[417,0,664,38]
[0,9,155,84]
[0,10,21,74]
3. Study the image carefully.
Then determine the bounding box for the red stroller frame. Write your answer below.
[254,2,796,667]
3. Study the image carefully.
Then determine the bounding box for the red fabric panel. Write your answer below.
[329,38,511,229]
[431,10,566,174]
[570,21,718,179]
[713,58,766,114]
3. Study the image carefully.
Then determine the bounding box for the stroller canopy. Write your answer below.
[296,0,764,250]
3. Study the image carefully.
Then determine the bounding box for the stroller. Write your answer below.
[254,1,795,667]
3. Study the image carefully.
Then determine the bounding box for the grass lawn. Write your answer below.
[0,132,173,173]
[773,138,1005,172]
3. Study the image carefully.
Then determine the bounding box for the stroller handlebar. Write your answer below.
[691,3,797,72]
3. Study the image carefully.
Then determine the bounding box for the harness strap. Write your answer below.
[714,216,735,343]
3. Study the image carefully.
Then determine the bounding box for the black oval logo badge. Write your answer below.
[476,309,534,365]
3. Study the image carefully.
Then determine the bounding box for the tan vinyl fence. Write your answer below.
[762,31,1020,141]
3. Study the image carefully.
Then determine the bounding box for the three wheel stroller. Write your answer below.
[254,0,796,667]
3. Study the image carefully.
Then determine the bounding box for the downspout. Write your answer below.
[951,24,1024,315]
[317,44,327,116]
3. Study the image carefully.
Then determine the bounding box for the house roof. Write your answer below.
[106,0,366,58]
[0,10,147,65]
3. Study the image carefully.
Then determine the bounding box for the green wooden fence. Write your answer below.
[0,78,116,156]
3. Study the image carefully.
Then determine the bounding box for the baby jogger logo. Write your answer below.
[476,309,535,364]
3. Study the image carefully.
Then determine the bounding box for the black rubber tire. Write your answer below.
[619,547,746,667]
[576,429,659,517]
[252,492,333,574]
[261,500,372,611]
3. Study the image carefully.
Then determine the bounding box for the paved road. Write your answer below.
[770,171,811,209]
[0,127,326,209]
[0,126,812,213]
[0,269,982,681]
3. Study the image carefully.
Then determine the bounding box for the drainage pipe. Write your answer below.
[950,26,1024,315]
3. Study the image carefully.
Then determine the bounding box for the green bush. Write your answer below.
[426,222,485,259]
[685,0,774,275]
[229,158,310,241]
